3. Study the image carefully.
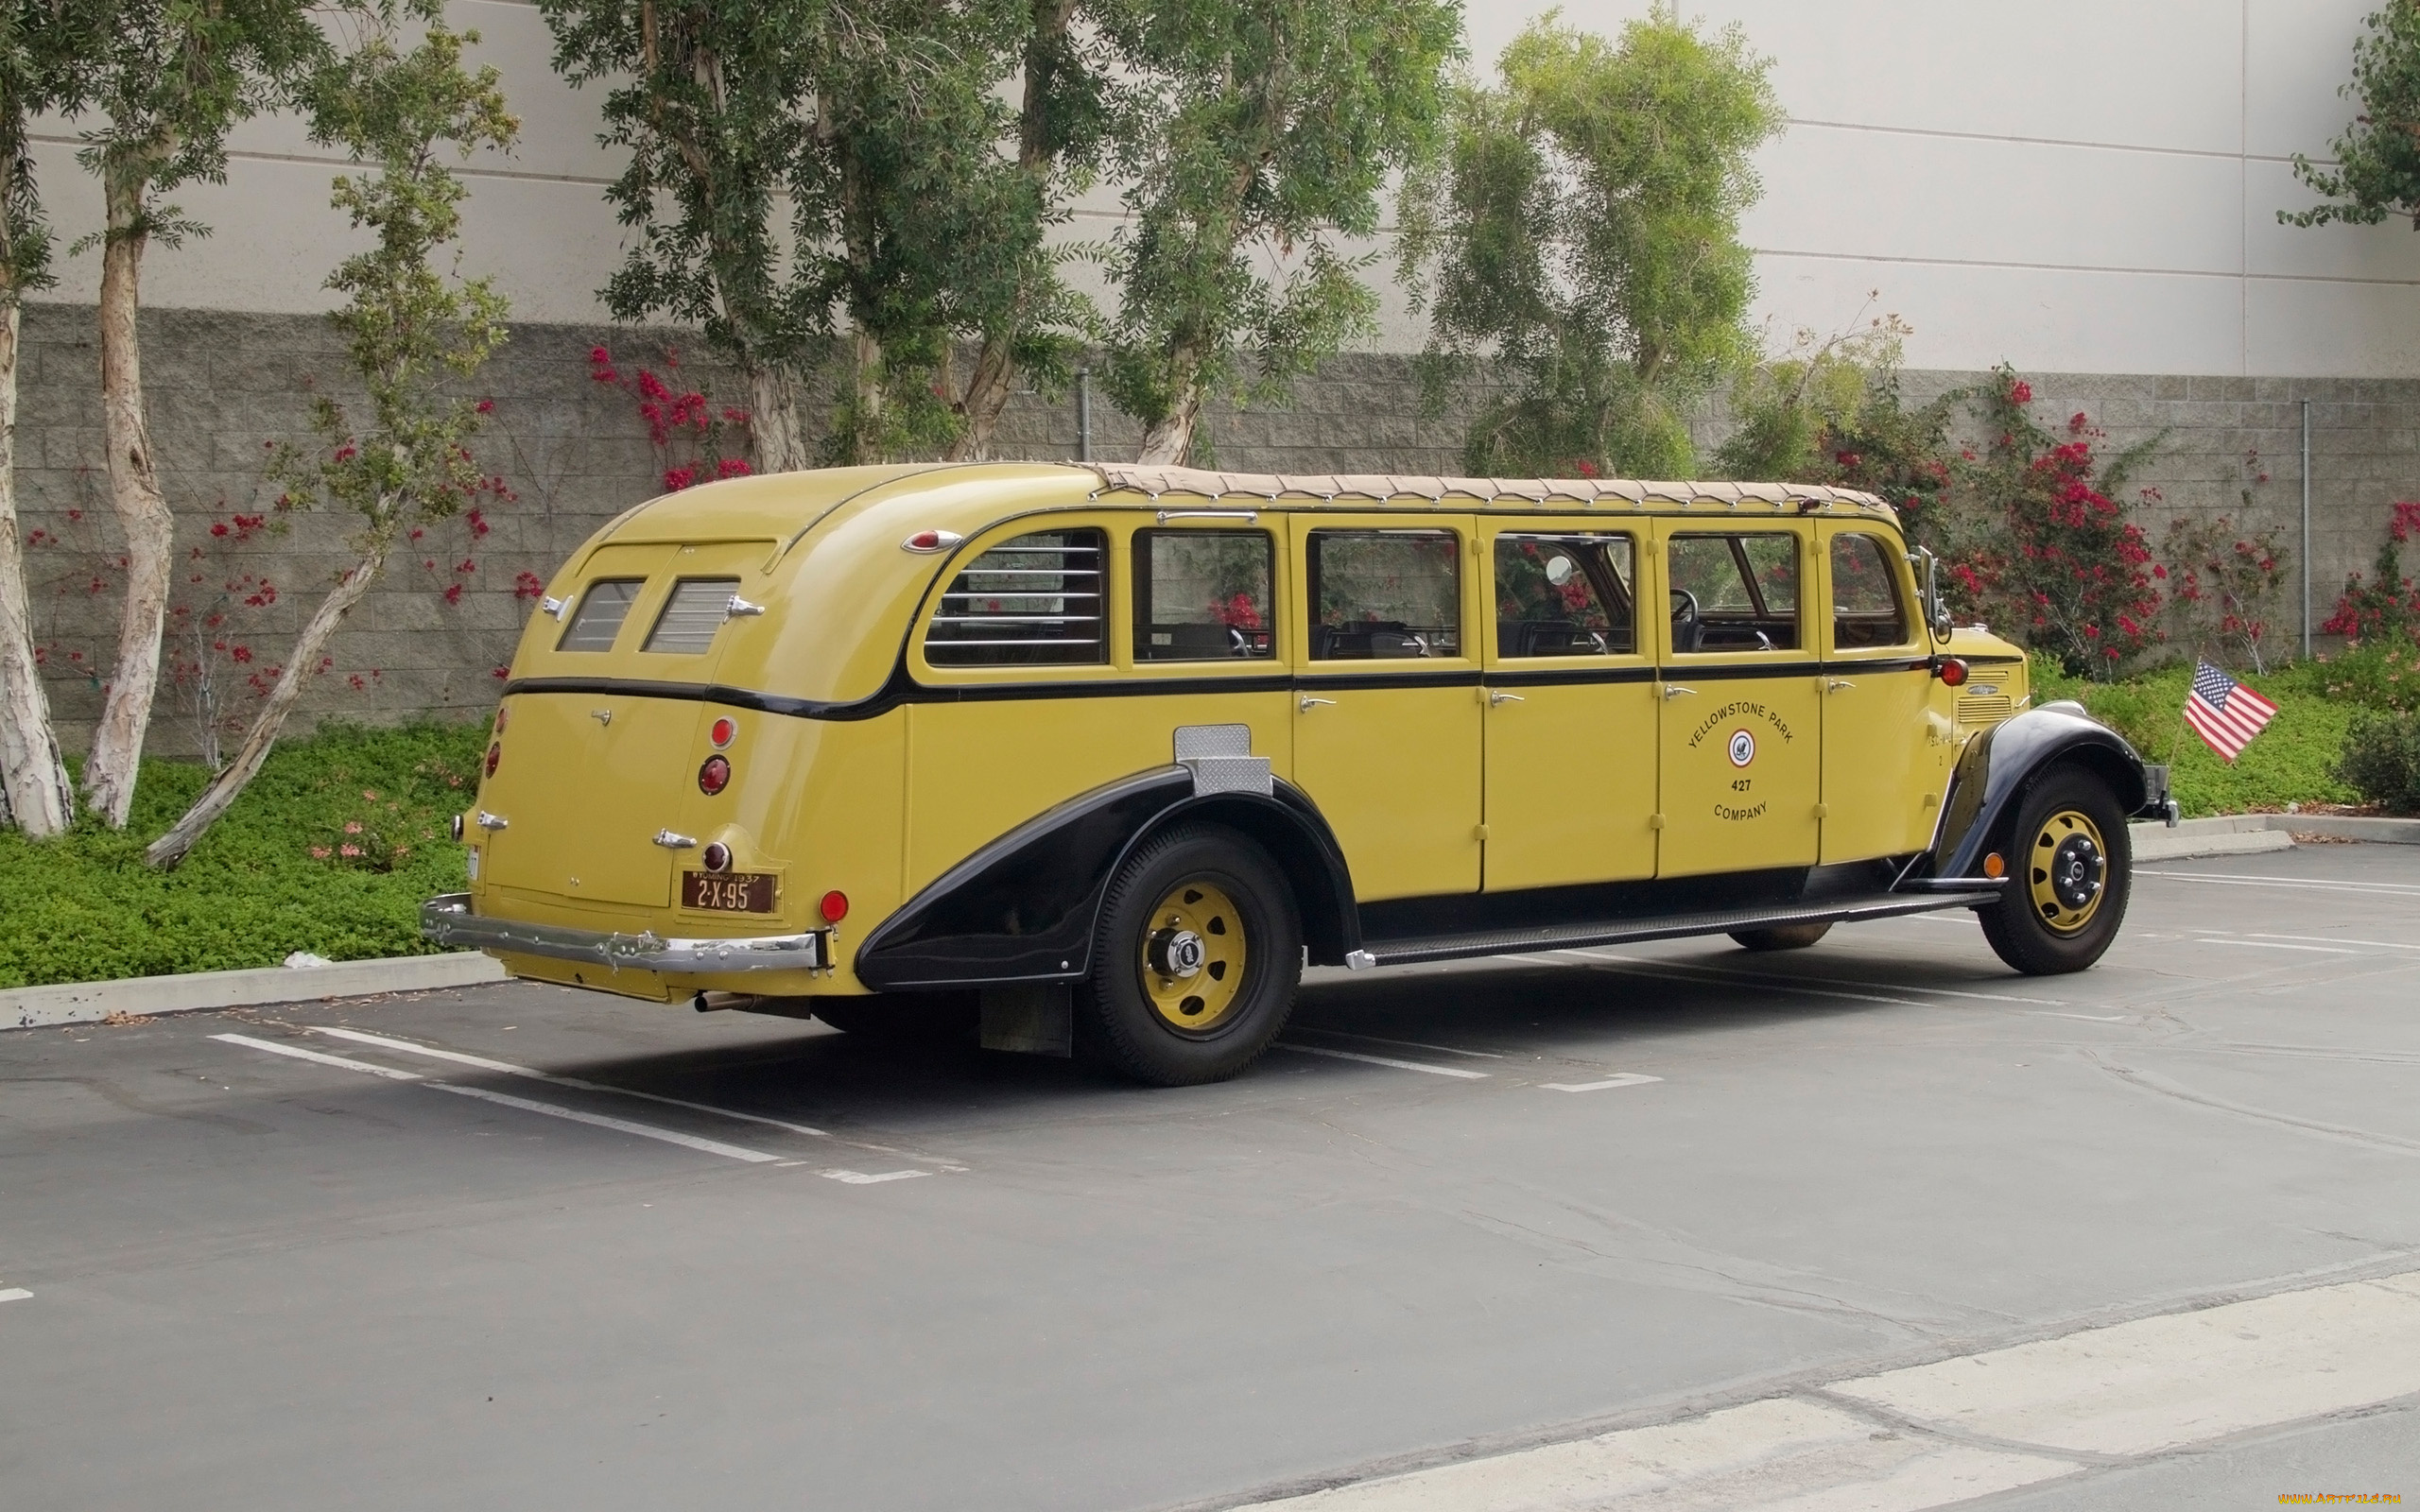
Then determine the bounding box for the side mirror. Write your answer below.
[1911,547,1953,641]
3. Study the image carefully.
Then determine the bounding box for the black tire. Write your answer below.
[1979,765,2132,975]
[813,991,979,1044]
[1730,921,1833,952]
[1080,824,1302,1087]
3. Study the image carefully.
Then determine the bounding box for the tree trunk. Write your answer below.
[944,336,1016,462]
[745,363,810,472]
[82,163,176,829]
[0,297,74,837]
[849,326,884,465]
[145,536,391,869]
[1134,349,1203,465]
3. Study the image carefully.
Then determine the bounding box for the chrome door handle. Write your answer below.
[1488,691,1525,706]
[1299,696,1338,712]
[1826,678,1857,692]
[1661,685,1696,700]
[475,811,509,832]
[652,830,698,850]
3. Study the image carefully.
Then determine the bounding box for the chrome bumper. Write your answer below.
[420,893,826,974]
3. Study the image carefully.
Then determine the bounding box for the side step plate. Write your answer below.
[1357,891,2001,970]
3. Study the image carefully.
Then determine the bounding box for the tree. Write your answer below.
[1399,7,1782,478]
[76,0,326,828]
[146,0,516,868]
[1101,0,1460,466]
[2283,3,2420,229]
[0,0,100,837]
[541,0,830,472]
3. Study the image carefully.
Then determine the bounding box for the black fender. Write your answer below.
[1930,704,2151,881]
[853,768,1359,991]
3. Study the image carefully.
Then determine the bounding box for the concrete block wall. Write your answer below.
[11,303,2414,757]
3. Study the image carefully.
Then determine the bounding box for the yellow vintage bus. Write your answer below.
[425,463,2169,1085]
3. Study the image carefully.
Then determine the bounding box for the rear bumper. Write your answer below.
[420,893,828,975]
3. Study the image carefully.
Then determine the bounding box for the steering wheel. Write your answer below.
[1668,588,1701,653]
[1227,626,1251,658]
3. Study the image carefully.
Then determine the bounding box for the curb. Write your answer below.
[4,952,508,1032]
[2130,812,2420,862]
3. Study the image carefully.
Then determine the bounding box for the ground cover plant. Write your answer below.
[0,719,479,988]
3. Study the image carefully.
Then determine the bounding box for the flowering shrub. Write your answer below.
[2322,500,2420,641]
[2311,636,2420,715]
[308,787,417,871]
[590,344,752,493]
[2160,507,2289,673]
[1948,369,2163,679]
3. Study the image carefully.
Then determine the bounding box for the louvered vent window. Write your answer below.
[556,579,645,652]
[925,529,1106,666]
[643,577,740,654]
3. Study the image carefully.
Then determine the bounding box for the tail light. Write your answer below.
[700,842,732,872]
[1936,658,1970,687]
[709,715,736,748]
[485,742,501,777]
[699,754,731,795]
[820,890,849,923]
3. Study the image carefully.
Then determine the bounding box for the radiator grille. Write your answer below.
[1958,694,2015,725]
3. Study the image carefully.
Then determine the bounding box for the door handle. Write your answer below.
[1661,685,1696,700]
[652,830,698,850]
[1299,696,1338,713]
[1826,678,1857,692]
[1488,691,1525,706]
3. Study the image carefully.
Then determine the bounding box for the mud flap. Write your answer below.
[980,983,1073,1057]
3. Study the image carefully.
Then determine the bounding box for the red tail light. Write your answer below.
[820,890,849,923]
[1936,658,1970,687]
[709,716,736,748]
[485,742,501,778]
[698,755,731,796]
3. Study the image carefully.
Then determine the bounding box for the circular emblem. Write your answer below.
[1727,730,1756,767]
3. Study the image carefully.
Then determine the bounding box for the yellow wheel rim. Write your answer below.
[1139,879,1249,1032]
[2027,808,2109,936]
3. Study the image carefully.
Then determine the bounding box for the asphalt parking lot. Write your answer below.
[5,844,2418,1510]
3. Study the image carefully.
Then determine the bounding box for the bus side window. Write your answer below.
[1306,530,1461,661]
[1132,531,1275,662]
[924,529,1107,666]
[1495,534,1634,657]
[1830,532,1912,649]
[1668,533,1800,653]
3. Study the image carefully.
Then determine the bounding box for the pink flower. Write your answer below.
[339,843,362,858]
[345,821,364,834]
[310,847,332,859]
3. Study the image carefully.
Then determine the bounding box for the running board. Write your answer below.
[1351,890,2002,970]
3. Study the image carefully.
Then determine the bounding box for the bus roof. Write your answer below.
[1087,464,1891,514]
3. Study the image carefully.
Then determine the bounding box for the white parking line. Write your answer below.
[2205,938,2361,954]
[1291,1027,1505,1058]
[2141,870,2420,897]
[1272,1042,1490,1079]
[1555,950,2066,1005]
[1243,1268,2420,1509]
[2216,931,2420,953]
[310,1025,835,1138]
[0,1288,31,1303]
[429,1084,778,1162]
[820,1169,930,1184]
[1541,1074,1662,1093]
[212,1033,424,1081]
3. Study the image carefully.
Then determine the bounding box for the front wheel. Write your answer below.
[1979,766,2132,974]
[1080,824,1302,1086]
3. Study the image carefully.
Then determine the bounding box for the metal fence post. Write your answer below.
[1077,369,1093,463]
[2301,398,2312,660]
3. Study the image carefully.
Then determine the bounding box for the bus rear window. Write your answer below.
[644,577,740,654]
[925,529,1106,666]
[557,579,644,652]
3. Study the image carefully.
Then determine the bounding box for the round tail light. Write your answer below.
[820,890,849,923]
[709,716,736,748]
[700,842,731,873]
[1937,658,1970,687]
[484,742,501,777]
[698,755,731,795]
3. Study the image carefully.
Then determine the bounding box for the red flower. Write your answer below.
[664,466,696,491]
[475,398,495,414]
[2009,380,2033,404]
[717,457,752,479]
[442,583,464,606]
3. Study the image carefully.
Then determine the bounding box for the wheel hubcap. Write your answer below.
[2028,809,2108,935]
[1140,881,1247,1031]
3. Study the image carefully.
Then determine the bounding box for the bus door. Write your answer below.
[1288,517,1482,901]
[1478,524,1658,890]
[1818,524,1943,864]
[1651,522,1822,877]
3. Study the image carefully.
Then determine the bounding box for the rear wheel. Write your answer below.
[1979,766,2132,974]
[1730,921,1833,952]
[1081,824,1302,1087]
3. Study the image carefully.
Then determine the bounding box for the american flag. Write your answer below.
[2184,662,2278,761]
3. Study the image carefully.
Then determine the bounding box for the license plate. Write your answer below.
[682,870,777,914]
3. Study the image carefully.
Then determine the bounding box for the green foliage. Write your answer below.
[0,0,103,300]
[271,0,517,542]
[2338,709,2420,814]
[1103,0,1461,462]
[0,722,484,988]
[2282,3,2420,229]
[2034,656,2360,816]
[2158,509,2290,673]
[1401,6,1783,478]
[77,0,328,247]
[2300,633,2420,714]
[2321,501,2420,640]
